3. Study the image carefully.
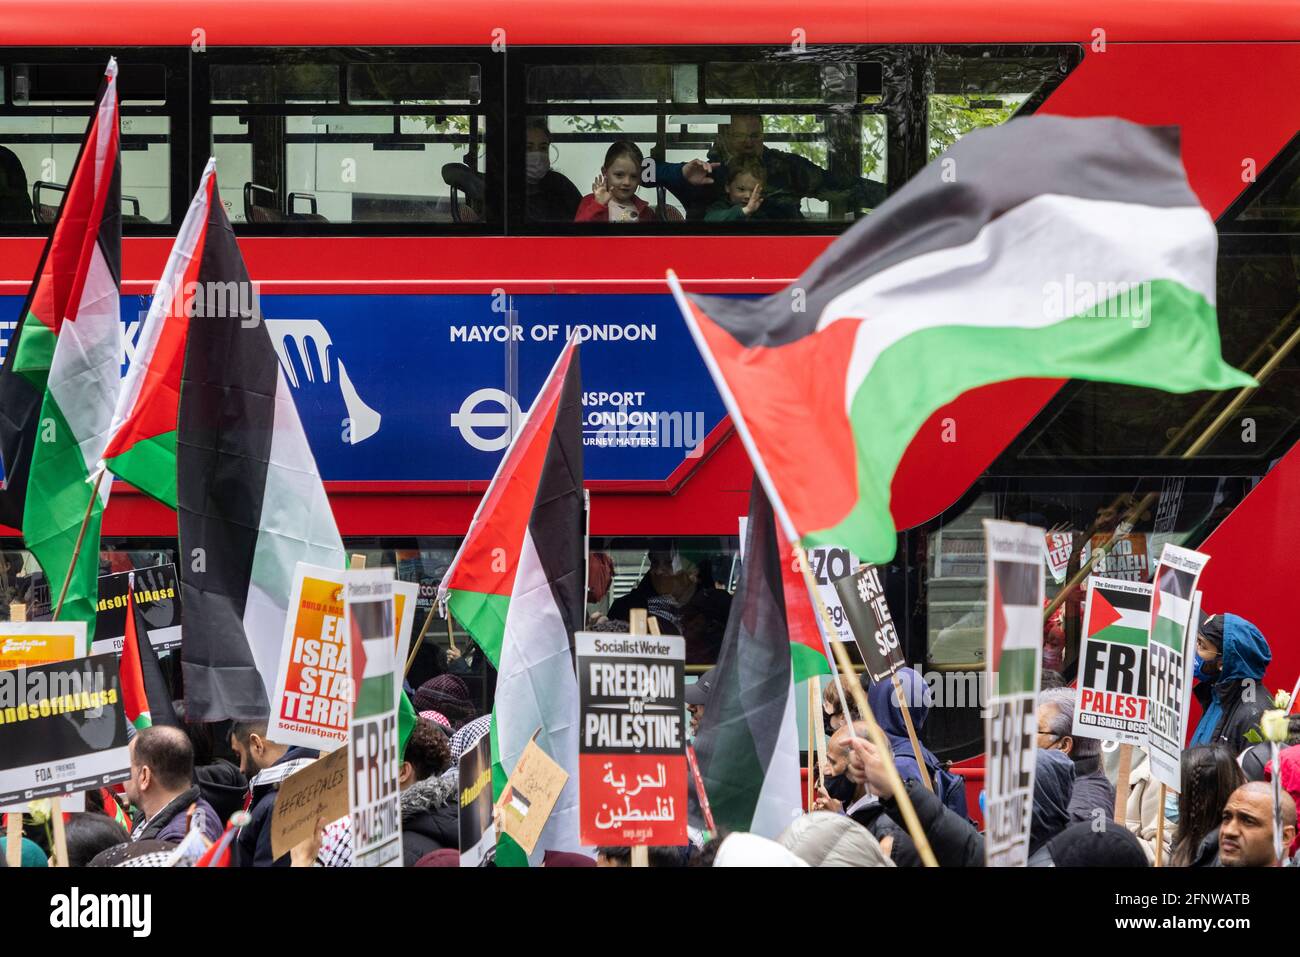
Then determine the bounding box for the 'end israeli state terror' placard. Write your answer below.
[1072,578,1151,747]
[1146,545,1209,791]
[834,564,904,683]
[983,519,1045,868]
[577,631,686,847]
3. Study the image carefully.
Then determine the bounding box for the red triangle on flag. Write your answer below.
[1087,587,1123,637]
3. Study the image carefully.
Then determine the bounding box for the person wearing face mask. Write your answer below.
[525,118,582,222]
[1189,612,1272,753]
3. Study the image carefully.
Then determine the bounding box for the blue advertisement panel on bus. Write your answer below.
[0,292,728,485]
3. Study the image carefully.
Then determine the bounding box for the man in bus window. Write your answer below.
[656,112,885,221]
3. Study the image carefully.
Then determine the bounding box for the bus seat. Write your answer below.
[288,191,328,223]
[244,182,284,223]
[32,180,65,224]
[121,193,150,224]
[441,163,484,224]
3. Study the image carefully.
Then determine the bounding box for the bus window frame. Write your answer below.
[192,46,505,237]
[506,43,907,237]
[0,45,190,236]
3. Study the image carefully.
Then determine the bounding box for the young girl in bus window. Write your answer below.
[704,162,767,221]
[574,140,657,222]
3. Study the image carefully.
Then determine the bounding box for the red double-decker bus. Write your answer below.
[1,1,1298,763]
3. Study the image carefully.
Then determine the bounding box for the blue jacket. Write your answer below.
[867,668,969,818]
[237,747,319,867]
[1190,613,1271,751]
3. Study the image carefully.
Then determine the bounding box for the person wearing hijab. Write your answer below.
[1190,612,1272,752]
[867,667,969,817]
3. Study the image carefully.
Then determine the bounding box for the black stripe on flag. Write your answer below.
[1155,565,1197,601]
[689,116,1195,347]
[177,179,278,720]
[692,476,792,833]
[527,345,585,659]
[1097,583,1151,613]
[994,559,1040,607]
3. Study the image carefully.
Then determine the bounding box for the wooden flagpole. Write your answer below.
[629,609,652,868]
[50,469,105,620]
[1113,743,1133,824]
[50,800,68,867]
[806,678,817,809]
[1154,784,1168,867]
[5,812,21,867]
[795,546,939,867]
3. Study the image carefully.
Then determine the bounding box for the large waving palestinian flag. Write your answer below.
[669,116,1254,564]
[17,59,122,642]
[0,63,120,532]
[439,341,585,867]
[176,169,345,721]
[100,158,217,507]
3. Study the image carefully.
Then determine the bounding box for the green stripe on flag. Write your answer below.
[447,589,511,665]
[23,398,102,645]
[1150,616,1186,652]
[490,707,528,868]
[996,648,1039,697]
[11,316,55,387]
[791,642,831,684]
[105,430,178,508]
[807,281,1253,559]
[354,673,394,719]
[1093,624,1148,648]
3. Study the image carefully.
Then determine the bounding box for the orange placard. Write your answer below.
[0,626,81,671]
[269,566,351,751]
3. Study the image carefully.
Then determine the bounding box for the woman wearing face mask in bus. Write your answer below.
[525,118,583,222]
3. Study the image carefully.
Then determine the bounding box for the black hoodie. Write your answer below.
[401,773,460,866]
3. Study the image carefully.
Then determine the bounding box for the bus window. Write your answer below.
[927,49,1077,160]
[206,54,490,227]
[588,538,739,668]
[0,60,173,225]
[522,51,888,228]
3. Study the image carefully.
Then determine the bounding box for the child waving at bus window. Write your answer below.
[704,162,767,222]
[574,140,657,223]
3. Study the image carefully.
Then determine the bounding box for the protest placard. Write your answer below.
[0,653,131,804]
[1044,531,1073,584]
[89,563,181,656]
[458,734,493,866]
[270,747,349,860]
[498,736,569,856]
[346,568,403,867]
[1146,544,1209,791]
[393,579,416,674]
[1072,578,1151,747]
[1083,530,1152,582]
[269,564,350,752]
[834,565,905,683]
[983,519,1044,867]
[577,630,686,846]
[0,623,83,670]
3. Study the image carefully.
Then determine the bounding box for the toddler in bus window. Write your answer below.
[704,162,767,222]
[574,140,657,222]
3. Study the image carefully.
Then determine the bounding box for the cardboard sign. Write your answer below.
[346,568,403,867]
[1146,545,1208,791]
[0,653,131,804]
[576,631,687,846]
[270,747,349,860]
[1072,578,1151,746]
[498,737,569,856]
[458,734,494,867]
[801,545,858,643]
[1083,530,1152,582]
[270,567,418,753]
[90,563,182,656]
[1043,532,1074,584]
[0,623,83,670]
[983,520,1045,868]
[834,565,905,683]
[269,564,351,752]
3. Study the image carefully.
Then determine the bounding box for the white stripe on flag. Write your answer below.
[747,670,803,840]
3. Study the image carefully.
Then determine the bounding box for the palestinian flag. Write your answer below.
[692,477,802,839]
[438,341,585,867]
[1085,578,1151,650]
[10,60,121,645]
[668,116,1254,565]
[100,158,217,507]
[176,169,345,721]
[120,570,179,731]
[0,61,119,532]
[777,547,831,683]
